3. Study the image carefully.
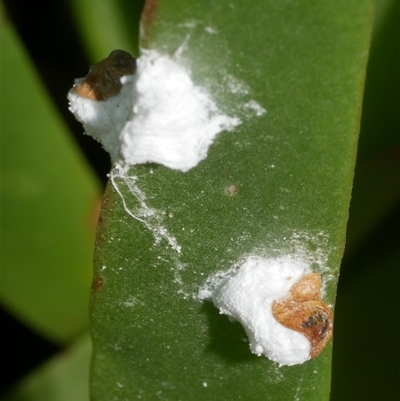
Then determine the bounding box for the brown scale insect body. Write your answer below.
[272,273,333,359]
[74,50,137,101]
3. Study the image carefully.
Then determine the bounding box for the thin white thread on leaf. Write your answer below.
[110,167,181,254]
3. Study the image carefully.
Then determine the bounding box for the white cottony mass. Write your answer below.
[198,255,313,366]
[68,49,240,172]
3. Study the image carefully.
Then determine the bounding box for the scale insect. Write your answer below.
[272,273,333,358]
[74,49,136,101]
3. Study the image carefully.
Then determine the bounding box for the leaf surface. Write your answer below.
[87,1,373,399]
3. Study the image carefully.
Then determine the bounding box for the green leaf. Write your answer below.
[356,0,399,160]
[85,0,372,399]
[344,0,400,251]
[2,334,91,401]
[1,5,99,343]
[68,0,145,61]
[330,1,399,398]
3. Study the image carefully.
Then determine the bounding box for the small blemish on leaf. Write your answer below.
[141,0,159,44]
[225,184,239,196]
[90,197,102,230]
[91,275,105,290]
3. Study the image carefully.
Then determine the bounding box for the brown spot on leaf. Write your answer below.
[225,184,239,196]
[90,197,102,231]
[74,50,136,101]
[272,273,333,358]
[91,275,105,291]
[141,0,158,44]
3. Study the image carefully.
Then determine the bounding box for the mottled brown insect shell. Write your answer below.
[272,273,333,359]
[74,50,137,101]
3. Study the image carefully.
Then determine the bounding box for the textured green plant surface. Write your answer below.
[88,1,372,400]
[2,0,399,400]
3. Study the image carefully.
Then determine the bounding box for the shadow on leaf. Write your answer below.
[200,301,259,363]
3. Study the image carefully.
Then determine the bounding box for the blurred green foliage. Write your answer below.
[1,3,99,344]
